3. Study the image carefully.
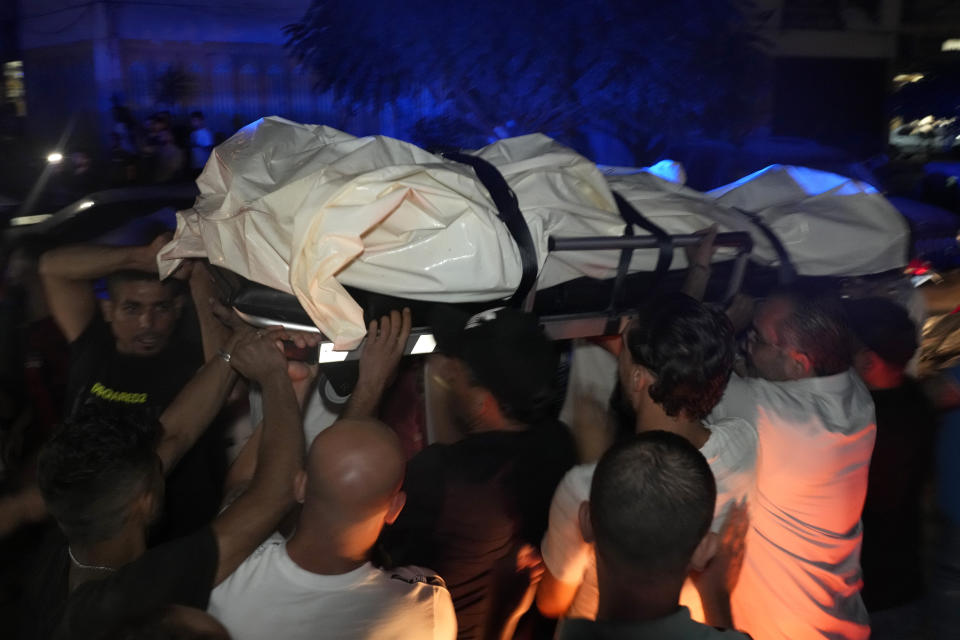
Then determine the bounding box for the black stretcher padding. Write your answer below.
[438,151,538,307]
[729,207,797,285]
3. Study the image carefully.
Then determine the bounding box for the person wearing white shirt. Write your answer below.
[208,417,457,640]
[537,294,756,627]
[713,287,875,640]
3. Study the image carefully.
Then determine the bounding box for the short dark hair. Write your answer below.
[105,270,185,300]
[625,293,735,420]
[190,111,204,121]
[590,430,716,579]
[771,285,851,376]
[843,296,917,369]
[37,412,163,543]
[434,307,560,425]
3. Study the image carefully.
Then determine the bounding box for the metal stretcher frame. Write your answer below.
[231,229,754,364]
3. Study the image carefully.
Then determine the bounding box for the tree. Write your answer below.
[284,1,771,155]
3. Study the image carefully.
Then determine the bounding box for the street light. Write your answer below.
[46,152,64,164]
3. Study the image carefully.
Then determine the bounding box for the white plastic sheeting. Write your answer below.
[159,118,524,348]
[159,117,909,348]
[707,165,910,276]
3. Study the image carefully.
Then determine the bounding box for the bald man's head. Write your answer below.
[300,418,406,525]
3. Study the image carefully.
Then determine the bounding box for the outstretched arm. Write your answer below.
[38,234,169,342]
[211,327,319,585]
[343,308,411,419]
[156,349,238,476]
[155,302,255,475]
[188,261,235,362]
[222,357,319,500]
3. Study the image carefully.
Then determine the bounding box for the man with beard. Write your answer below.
[714,287,875,640]
[536,293,755,627]
[39,235,223,540]
[378,307,577,640]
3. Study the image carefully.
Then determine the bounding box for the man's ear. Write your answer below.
[689,531,719,572]
[578,501,594,543]
[786,349,813,379]
[101,299,115,323]
[293,469,307,505]
[475,388,505,425]
[630,364,648,394]
[385,490,406,525]
[133,485,159,526]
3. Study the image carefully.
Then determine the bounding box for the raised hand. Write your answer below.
[685,223,719,270]
[344,307,412,418]
[358,307,412,391]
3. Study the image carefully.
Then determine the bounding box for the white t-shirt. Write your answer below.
[712,371,875,640]
[540,417,757,620]
[208,536,457,640]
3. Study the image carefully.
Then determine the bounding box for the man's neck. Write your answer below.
[286,522,370,576]
[634,401,709,449]
[596,567,683,624]
[70,525,147,573]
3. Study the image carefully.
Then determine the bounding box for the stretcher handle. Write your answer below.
[549,231,752,304]
[547,231,753,253]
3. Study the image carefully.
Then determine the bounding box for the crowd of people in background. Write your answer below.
[0,224,957,640]
[51,106,214,205]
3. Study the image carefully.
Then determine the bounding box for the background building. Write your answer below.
[757,0,901,151]
[16,0,314,151]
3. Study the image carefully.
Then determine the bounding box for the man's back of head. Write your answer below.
[432,306,560,430]
[843,296,917,389]
[212,417,458,640]
[622,293,735,421]
[296,418,406,556]
[587,431,716,588]
[38,412,164,545]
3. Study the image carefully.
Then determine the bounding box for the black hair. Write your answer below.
[625,293,735,420]
[771,285,851,376]
[843,296,917,369]
[590,430,716,579]
[37,411,163,543]
[105,270,185,300]
[190,111,204,121]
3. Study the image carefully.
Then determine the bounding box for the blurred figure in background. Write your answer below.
[844,296,934,640]
[189,112,214,179]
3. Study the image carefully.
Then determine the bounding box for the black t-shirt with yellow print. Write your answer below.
[64,313,226,542]
[65,314,200,420]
